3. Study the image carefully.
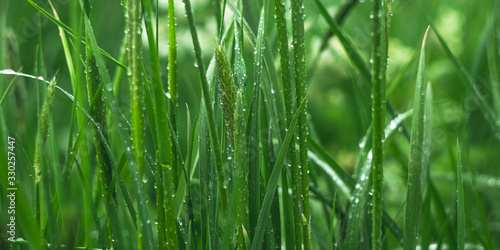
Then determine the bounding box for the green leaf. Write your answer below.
[404,26,431,250]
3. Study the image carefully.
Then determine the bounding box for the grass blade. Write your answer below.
[291,0,311,247]
[248,7,266,242]
[235,91,249,249]
[85,29,124,249]
[273,0,299,247]
[82,8,155,249]
[404,27,430,250]
[370,0,388,248]
[26,0,126,70]
[312,0,370,83]
[167,0,180,190]
[343,111,411,249]
[251,98,306,250]
[140,0,177,247]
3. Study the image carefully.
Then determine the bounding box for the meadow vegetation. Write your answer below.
[0,0,499,249]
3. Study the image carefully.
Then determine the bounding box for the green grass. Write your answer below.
[1,0,500,249]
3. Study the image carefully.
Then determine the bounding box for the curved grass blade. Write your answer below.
[251,98,306,250]
[404,27,430,250]
[81,10,155,249]
[182,0,227,212]
[427,20,500,140]
[312,0,370,82]
[26,0,126,70]
[0,70,20,105]
[370,0,390,247]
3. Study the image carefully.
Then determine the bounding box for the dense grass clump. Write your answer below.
[1,0,500,249]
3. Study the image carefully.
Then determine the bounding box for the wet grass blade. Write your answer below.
[342,110,412,249]
[167,0,179,190]
[291,0,311,247]
[330,193,337,249]
[38,79,60,250]
[370,0,388,248]
[140,0,177,247]
[404,27,430,250]
[251,98,305,250]
[182,0,227,212]
[85,29,124,248]
[235,91,249,249]
[273,0,298,247]
[248,7,266,242]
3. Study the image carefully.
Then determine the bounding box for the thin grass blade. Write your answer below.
[404,27,430,250]
[251,98,306,250]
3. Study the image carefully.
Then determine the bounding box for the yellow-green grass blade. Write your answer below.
[251,98,306,250]
[404,27,430,250]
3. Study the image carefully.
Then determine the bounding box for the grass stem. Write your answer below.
[291,0,311,247]
[371,0,387,248]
